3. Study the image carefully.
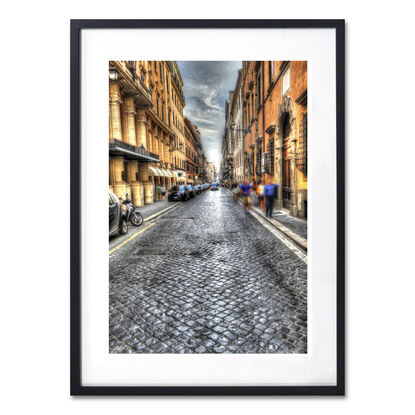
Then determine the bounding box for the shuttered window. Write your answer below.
[267,138,275,175]
[296,113,307,175]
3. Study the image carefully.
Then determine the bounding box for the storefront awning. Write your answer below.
[175,170,186,178]
[160,169,169,177]
[165,170,173,178]
[109,139,160,162]
[149,167,166,177]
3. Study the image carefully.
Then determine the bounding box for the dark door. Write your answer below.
[109,193,119,234]
[282,114,291,210]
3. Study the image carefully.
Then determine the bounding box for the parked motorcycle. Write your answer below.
[121,198,144,226]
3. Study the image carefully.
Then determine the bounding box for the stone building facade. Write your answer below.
[109,61,207,205]
[184,118,200,184]
[222,70,244,184]
[169,62,187,186]
[239,61,307,218]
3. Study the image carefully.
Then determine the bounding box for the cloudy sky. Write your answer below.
[177,61,242,168]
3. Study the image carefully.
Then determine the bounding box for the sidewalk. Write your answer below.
[251,205,307,252]
[139,199,179,221]
[227,189,307,252]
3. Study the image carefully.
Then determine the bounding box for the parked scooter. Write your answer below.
[121,198,144,226]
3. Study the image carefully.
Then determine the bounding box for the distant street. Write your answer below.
[109,189,307,353]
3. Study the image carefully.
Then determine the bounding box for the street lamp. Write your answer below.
[109,69,119,81]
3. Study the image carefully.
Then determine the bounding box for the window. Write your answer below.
[159,63,163,80]
[268,61,274,85]
[296,113,307,176]
[282,66,290,95]
[156,97,159,116]
[154,62,157,74]
[256,145,262,176]
[257,74,261,108]
[267,138,275,175]
[161,104,164,121]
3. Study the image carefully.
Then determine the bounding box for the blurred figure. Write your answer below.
[263,179,279,218]
[233,182,240,201]
[251,180,258,207]
[240,178,252,213]
[258,180,265,211]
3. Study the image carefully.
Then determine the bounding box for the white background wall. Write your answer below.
[1,0,414,413]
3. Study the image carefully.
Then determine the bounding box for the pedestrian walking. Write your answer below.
[263,180,279,218]
[233,182,240,201]
[251,180,258,207]
[161,186,166,200]
[156,184,162,201]
[258,180,265,211]
[239,179,252,213]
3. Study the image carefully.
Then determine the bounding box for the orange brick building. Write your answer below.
[232,61,307,218]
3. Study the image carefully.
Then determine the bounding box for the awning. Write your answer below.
[165,170,173,178]
[149,166,159,176]
[172,171,179,178]
[175,170,186,178]
[109,139,160,163]
[160,169,169,177]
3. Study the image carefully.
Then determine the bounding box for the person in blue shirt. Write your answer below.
[239,178,252,213]
[263,180,280,218]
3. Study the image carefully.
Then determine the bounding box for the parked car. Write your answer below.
[109,192,128,237]
[194,185,202,194]
[211,182,219,191]
[168,185,190,201]
[186,184,196,198]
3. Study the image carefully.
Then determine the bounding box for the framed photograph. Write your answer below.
[71,19,345,395]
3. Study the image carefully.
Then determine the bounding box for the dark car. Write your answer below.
[168,185,190,201]
[109,192,128,237]
[211,182,219,191]
[194,185,202,194]
[186,184,196,198]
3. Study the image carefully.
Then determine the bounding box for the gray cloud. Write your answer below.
[177,61,242,168]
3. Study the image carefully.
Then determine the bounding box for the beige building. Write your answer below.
[169,62,187,185]
[109,61,192,206]
[109,61,160,207]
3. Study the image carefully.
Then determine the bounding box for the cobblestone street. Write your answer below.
[109,189,307,353]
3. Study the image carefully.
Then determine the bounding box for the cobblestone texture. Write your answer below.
[109,189,307,353]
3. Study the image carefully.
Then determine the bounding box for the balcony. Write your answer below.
[110,61,152,108]
[109,138,159,162]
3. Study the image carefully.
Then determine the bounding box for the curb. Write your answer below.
[143,202,180,222]
[226,189,307,252]
[251,206,307,252]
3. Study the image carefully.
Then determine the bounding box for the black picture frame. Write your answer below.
[70,19,345,396]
